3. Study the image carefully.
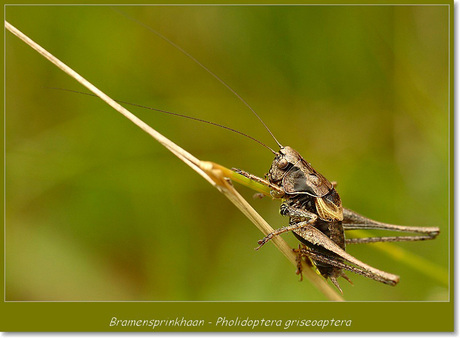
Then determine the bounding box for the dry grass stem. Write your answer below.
[6,21,343,301]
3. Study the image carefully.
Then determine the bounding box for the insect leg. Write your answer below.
[298,246,396,286]
[255,204,318,249]
[346,235,437,245]
[293,223,400,285]
[279,203,319,219]
[293,245,306,281]
[343,208,440,237]
[232,168,284,196]
[255,219,316,250]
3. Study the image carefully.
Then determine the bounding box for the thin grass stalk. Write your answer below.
[6,21,343,301]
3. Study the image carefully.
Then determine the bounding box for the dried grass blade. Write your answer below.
[5,21,343,301]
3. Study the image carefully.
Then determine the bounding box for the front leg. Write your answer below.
[232,168,284,197]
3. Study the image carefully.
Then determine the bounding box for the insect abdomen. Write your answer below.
[293,220,345,279]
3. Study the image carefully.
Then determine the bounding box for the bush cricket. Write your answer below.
[54,11,441,293]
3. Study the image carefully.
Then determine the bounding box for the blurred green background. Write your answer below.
[6,5,449,301]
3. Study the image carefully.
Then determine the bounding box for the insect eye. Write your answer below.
[277,158,289,169]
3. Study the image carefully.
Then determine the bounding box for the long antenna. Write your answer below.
[53,87,277,154]
[113,8,283,149]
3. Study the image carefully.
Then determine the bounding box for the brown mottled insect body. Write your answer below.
[236,144,438,291]
[263,145,349,288]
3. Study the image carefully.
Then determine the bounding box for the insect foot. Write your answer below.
[293,245,314,282]
[294,247,304,282]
